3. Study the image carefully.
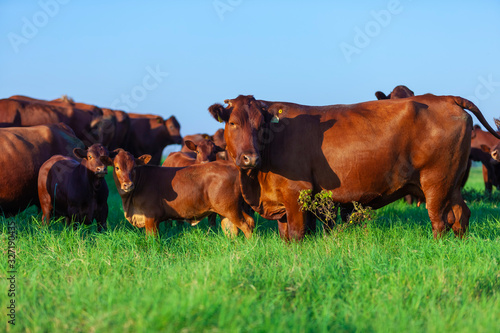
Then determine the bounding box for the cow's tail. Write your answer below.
[453,96,500,139]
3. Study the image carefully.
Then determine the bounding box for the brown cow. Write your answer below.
[102,149,254,237]
[0,123,84,216]
[469,124,500,192]
[38,144,109,231]
[163,139,223,167]
[124,113,182,165]
[3,96,106,146]
[208,94,500,241]
[375,85,417,205]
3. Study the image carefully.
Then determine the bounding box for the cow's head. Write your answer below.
[208,95,266,169]
[73,144,109,177]
[100,149,151,193]
[164,116,183,144]
[185,139,224,164]
[375,85,414,100]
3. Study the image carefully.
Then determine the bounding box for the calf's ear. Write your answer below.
[208,103,230,123]
[100,156,113,166]
[480,145,491,153]
[73,148,87,159]
[136,154,152,166]
[185,140,197,151]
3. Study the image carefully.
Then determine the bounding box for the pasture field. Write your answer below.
[1,166,499,332]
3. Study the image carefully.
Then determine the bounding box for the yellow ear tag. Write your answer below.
[279,109,283,114]
[217,115,223,123]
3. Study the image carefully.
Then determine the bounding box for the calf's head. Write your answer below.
[185,139,224,164]
[101,149,151,193]
[73,144,109,177]
[208,95,266,169]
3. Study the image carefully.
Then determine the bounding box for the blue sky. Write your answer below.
[1,0,499,153]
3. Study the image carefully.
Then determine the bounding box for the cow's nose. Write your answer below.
[122,182,134,192]
[241,154,261,168]
[96,166,106,174]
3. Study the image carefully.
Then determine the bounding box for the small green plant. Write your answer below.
[298,189,374,229]
[348,201,374,225]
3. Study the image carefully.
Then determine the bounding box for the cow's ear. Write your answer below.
[136,154,152,166]
[100,156,113,166]
[208,103,230,123]
[480,145,491,153]
[185,140,197,151]
[73,148,87,159]
[494,118,500,131]
[375,91,388,100]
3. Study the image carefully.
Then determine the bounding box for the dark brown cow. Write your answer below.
[124,113,182,165]
[100,108,131,150]
[102,149,254,237]
[162,139,223,167]
[48,96,131,150]
[209,94,500,241]
[470,124,500,192]
[3,96,105,146]
[38,144,109,231]
[375,85,415,100]
[0,123,84,216]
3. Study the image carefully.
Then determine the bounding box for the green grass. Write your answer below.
[1,166,499,332]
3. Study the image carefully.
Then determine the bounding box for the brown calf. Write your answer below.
[102,149,254,237]
[162,139,223,167]
[38,144,109,231]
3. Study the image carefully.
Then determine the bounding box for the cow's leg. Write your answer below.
[221,218,239,238]
[305,212,316,235]
[278,216,289,240]
[421,170,470,239]
[40,202,52,226]
[208,213,217,228]
[95,202,108,233]
[223,209,255,239]
[284,201,307,241]
[449,192,470,238]
[144,218,159,237]
[483,164,493,193]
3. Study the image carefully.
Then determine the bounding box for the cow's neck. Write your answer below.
[239,168,286,220]
[81,161,102,192]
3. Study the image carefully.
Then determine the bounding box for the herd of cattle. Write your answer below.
[1,86,499,241]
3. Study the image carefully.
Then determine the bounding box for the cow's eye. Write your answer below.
[88,156,92,160]
[229,122,236,126]
[115,166,119,171]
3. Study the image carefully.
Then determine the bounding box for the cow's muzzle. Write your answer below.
[239,153,261,169]
[95,167,107,177]
[121,182,135,192]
